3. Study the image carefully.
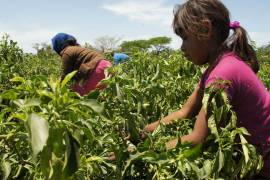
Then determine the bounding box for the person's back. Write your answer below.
[60,46,104,80]
[200,52,270,177]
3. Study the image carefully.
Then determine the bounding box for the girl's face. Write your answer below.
[179,31,212,65]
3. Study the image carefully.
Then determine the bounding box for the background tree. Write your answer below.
[256,43,270,63]
[83,42,95,49]
[148,36,172,53]
[33,43,55,58]
[120,36,172,53]
[120,39,150,52]
[94,35,121,52]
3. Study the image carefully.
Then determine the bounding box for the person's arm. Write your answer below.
[165,107,208,150]
[61,53,74,81]
[144,86,204,133]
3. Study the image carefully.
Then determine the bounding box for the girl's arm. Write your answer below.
[144,86,204,132]
[165,107,208,149]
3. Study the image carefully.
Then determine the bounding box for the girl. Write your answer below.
[144,0,270,178]
[51,33,112,96]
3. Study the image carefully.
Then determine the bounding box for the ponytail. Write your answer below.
[227,24,259,73]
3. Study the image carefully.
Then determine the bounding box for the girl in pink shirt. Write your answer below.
[144,0,270,178]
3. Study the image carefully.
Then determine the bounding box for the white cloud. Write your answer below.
[102,0,173,27]
[0,23,73,53]
[101,0,182,50]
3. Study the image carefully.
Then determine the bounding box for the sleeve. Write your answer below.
[61,53,75,80]
[201,56,241,103]
[78,58,100,75]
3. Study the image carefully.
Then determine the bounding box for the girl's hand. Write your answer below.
[141,131,146,139]
[124,133,131,141]
[166,138,179,150]
[143,121,159,133]
[105,152,116,161]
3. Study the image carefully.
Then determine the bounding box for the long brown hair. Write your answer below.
[173,0,259,73]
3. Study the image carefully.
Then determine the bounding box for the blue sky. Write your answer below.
[0,0,270,53]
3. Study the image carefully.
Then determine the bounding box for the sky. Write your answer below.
[0,0,270,53]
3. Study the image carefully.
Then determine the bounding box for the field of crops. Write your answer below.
[0,36,270,179]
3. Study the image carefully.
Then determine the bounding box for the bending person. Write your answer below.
[52,33,112,95]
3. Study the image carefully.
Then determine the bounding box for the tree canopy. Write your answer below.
[120,36,172,53]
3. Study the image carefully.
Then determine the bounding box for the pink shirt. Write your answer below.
[200,52,270,176]
[72,60,112,96]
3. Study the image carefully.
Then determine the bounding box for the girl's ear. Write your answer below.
[197,19,212,40]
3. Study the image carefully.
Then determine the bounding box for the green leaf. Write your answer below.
[13,98,41,109]
[78,99,104,114]
[61,71,77,88]
[27,113,49,156]
[208,116,219,137]
[218,148,224,172]
[202,160,212,178]
[10,76,25,83]
[85,156,103,163]
[7,113,27,122]
[182,144,202,160]
[49,153,64,180]
[115,83,122,101]
[63,131,80,177]
[85,90,100,99]
[122,151,157,176]
[40,129,65,179]
[151,64,160,81]
[48,79,58,93]
[1,160,11,180]
[240,134,250,163]
[40,146,52,179]
[0,90,17,100]
[212,148,224,173]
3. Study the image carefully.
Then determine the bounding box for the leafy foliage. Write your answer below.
[0,35,61,92]
[257,43,270,90]
[0,36,269,179]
